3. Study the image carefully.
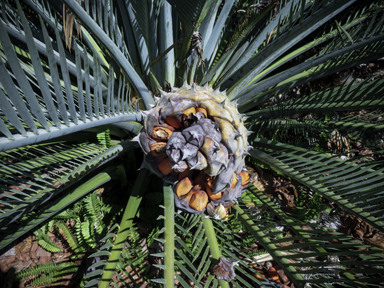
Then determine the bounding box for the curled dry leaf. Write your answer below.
[207,203,228,220]
[213,256,237,281]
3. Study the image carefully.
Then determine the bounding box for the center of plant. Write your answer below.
[136,83,250,217]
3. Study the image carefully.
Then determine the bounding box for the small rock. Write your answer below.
[1,246,16,257]
[12,260,26,273]
[17,252,30,262]
[276,266,289,284]
[37,256,52,265]
[0,255,16,272]
[30,241,39,259]
[15,240,32,260]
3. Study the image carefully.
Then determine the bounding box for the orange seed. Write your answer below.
[206,184,223,201]
[239,171,250,186]
[165,117,182,129]
[183,107,196,116]
[189,190,208,212]
[267,267,280,283]
[175,177,193,198]
[230,173,238,188]
[196,107,208,117]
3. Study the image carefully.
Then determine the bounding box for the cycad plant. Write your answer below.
[1,0,384,287]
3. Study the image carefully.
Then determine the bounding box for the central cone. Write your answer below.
[136,83,250,216]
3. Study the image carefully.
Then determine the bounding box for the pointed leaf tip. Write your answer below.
[182,81,189,88]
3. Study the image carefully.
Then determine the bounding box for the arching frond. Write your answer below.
[248,77,384,150]
[237,33,384,110]
[0,139,136,252]
[235,185,384,287]
[249,77,384,119]
[0,1,143,151]
[1,0,384,287]
[250,139,384,233]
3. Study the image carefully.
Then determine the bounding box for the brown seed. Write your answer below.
[152,126,173,141]
[175,177,193,198]
[196,107,208,117]
[254,267,266,281]
[150,142,167,157]
[239,171,250,186]
[157,157,173,175]
[189,189,208,211]
[267,267,280,283]
[230,173,238,188]
[165,116,182,129]
[206,184,223,201]
[178,168,191,181]
[183,107,196,116]
[193,172,207,188]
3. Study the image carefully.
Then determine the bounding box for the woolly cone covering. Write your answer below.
[135,83,250,216]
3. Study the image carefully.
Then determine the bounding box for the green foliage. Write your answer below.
[33,223,62,253]
[294,189,328,220]
[314,130,330,153]
[97,129,112,149]
[56,221,85,258]
[115,164,128,187]
[2,0,384,287]
[84,191,106,235]
[11,262,78,286]
[13,188,128,286]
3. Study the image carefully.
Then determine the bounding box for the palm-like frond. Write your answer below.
[249,76,384,149]
[249,77,384,119]
[232,3,384,109]
[0,139,136,252]
[156,186,287,287]
[154,198,229,287]
[1,0,384,287]
[0,0,143,151]
[250,140,384,232]
[236,185,384,287]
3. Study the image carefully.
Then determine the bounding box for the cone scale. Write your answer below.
[137,83,250,216]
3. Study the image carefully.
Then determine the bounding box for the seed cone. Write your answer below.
[137,83,250,214]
